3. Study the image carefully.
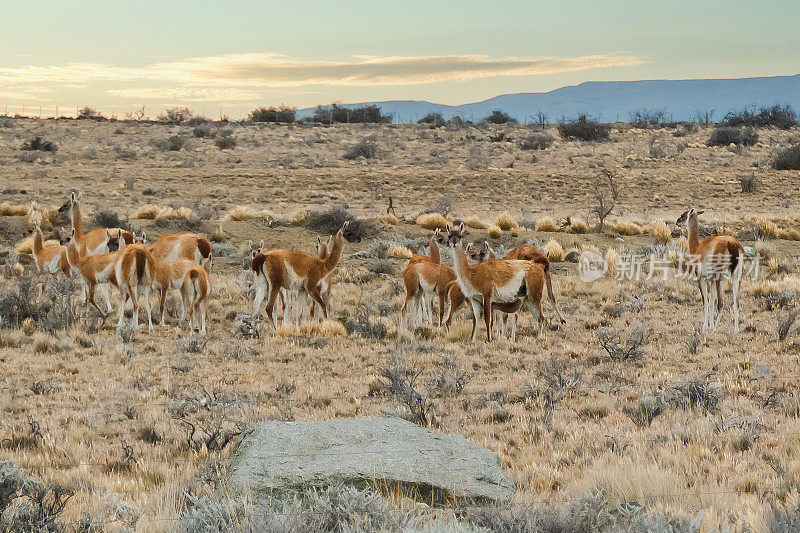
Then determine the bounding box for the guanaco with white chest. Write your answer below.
[445,223,545,342]
[31,225,70,292]
[57,192,133,256]
[676,208,745,333]
[152,255,212,328]
[63,228,124,316]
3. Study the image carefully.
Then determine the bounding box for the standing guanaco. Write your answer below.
[115,243,156,331]
[676,209,745,333]
[152,256,212,328]
[30,225,70,293]
[63,228,123,316]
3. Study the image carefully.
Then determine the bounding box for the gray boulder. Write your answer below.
[227,416,514,504]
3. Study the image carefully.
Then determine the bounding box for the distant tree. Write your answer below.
[484,110,516,124]
[250,106,296,123]
[722,104,797,130]
[558,115,609,141]
[312,104,391,124]
[535,111,548,130]
[77,106,104,120]
[157,107,194,124]
[417,113,445,127]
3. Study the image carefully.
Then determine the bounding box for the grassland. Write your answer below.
[1,117,800,530]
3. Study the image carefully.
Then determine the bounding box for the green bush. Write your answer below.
[773,145,800,170]
[250,106,296,123]
[483,110,516,124]
[722,104,797,130]
[707,127,758,147]
[558,115,609,141]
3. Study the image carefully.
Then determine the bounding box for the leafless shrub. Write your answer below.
[344,138,377,160]
[427,356,468,398]
[0,460,73,532]
[158,107,194,124]
[345,313,387,340]
[684,328,701,354]
[596,326,650,361]
[670,377,722,414]
[624,394,666,427]
[380,365,436,426]
[592,168,619,230]
[739,174,762,193]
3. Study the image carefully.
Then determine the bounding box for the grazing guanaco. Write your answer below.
[184,260,212,334]
[445,223,545,342]
[115,243,156,331]
[152,255,212,327]
[676,208,745,333]
[148,231,212,266]
[57,192,133,256]
[252,222,352,329]
[30,225,70,292]
[63,228,123,316]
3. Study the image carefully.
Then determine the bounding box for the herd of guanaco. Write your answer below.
[28,192,746,340]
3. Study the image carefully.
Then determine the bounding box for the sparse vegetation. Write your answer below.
[157,107,194,124]
[344,138,377,160]
[313,104,391,124]
[707,126,759,147]
[215,131,236,150]
[722,104,797,130]
[518,133,554,150]
[249,106,296,123]
[773,145,800,170]
[20,137,57,152]
[558,115,609,141]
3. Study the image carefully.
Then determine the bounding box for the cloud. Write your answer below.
[106,87,262,101]
[0,52,646,90]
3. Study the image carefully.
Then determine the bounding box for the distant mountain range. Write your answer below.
[296,74,800,124]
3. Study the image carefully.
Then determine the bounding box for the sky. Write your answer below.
[1,0,798,118]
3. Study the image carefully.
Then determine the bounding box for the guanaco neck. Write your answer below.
[65,242,84,269]
[322,231,343,271]
[451,242,473,284]
[428,235,441,264]
[687,214,699,254]
[71,200,85,239]
[33,228,44,258]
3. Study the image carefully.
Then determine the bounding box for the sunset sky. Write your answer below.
[1,0,798,117]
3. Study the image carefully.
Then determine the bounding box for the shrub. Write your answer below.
[215,133,236,150]
[543,239,563,261]
[483,110,516,124]
[417,113,445,127]
[707,127,758,147]
[20,137,57,152]
[313,104,391,124]
[534,216,559,232]
[154,135,186,151]
[305,205,375,242]
[722,104,797,130]
[157,107,194,124]
[76,106,104,120]
[415,213,449,230]
[629,108,666,128]
[344,138,377,160]
[487,225,502,238]
[596,326,651,361]
[518,134,554,150]
[345,314,388,340]
[0,461,73,531]
[193,124,215,138]
[773,145,800,170]
[495,212,519,231]
[558,115,609,141]
[739,174,762,193]
[249,106,296,123]
[94,211,129,231]
[670,377,722,414]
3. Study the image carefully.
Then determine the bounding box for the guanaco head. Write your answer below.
[202,254,213,273]
[132,230,147,245]
[62,227,77,248]
[433,228,448,248]
[676,208,704,232]
[444,223,467,247]
[340,220,362,243]
[467,240,495,262]
[56,191,82,224]
[249,239,264,260]
[106,229,122,252]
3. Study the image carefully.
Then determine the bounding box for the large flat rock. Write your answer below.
[227,416,515,503]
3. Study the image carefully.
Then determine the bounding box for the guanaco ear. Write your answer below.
[71,228,76,237]
[434,228,440,236]
[248,239,253,247]
[466,243,473,252]
[106,229,111,239]
[141,230,146,244]
[70,191,77,202]
[445,224,451,232]
[317,236,322,245]
[259,240,264,249]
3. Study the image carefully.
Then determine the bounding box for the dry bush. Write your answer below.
[289,210,308,225]
[604,249,619,277]
[378,213,398,225]
[608,220,643,236]
[133,204,159,220]
[495,212,519,231]
[646,220,671,243]
[739,175,762,193]
[566,217,589,234]
[543,239,563,262]
[596,326,651,361]
[774,145,800,170]
[674,236,689,250]
[0,202,29,216]
[777,310,799,342]
[487,225,503,239]
[155,206,193,220]
[344,138,378,160]
[415,213,449,230]
[534,216,559,232]
[758,218,780,239]
[224,206,257,222]
[386,245,412,259]
[466,217,487,230]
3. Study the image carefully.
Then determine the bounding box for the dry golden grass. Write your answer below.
[386,245,413,259]
[495,212,519,231]
[289,210,308,225]
[543,239,563,261]
[608,220,643,236]
[378,213,399,225]
[567,217,589,234]
[2,120,800,529]
[757,218,780,239]
[674,236,690,250]
[535,216,559,232]
[0,202,29,216]
[154,206,193,220]
[604,248,619,277]
[646,221,672,243]
[133,204,160,220]
[415,213,449,230]
[224,205,257,221]
[466,217,488,230]
[487,225,503,238]
[778,228,800,241]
